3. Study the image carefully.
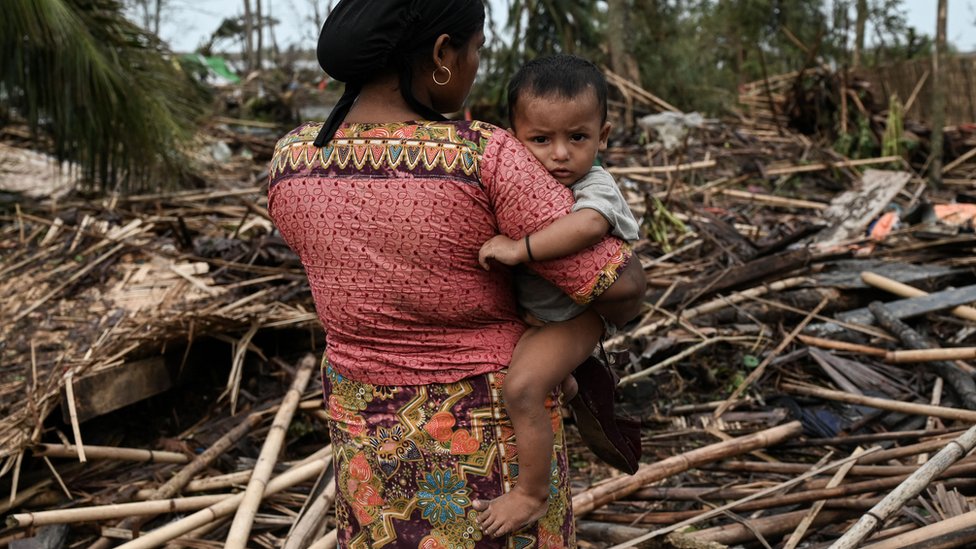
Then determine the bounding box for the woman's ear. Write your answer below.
[431,33,453,69]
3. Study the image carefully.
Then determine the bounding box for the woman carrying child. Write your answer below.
[267,1,645,547]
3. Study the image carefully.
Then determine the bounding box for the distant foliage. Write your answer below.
[473,0,934,118]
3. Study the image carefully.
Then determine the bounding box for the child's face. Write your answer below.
[511,89,611,187]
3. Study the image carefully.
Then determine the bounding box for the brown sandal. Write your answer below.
[567,350,641,474]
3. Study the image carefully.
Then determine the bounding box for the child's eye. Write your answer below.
[530,136,549,144]
[570,134,587,142]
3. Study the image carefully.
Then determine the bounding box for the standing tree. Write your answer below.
[853,0,867,66]
[929,0,947,184]
[243,0,254,71]
[254,0,263,70]
[126,0,166,35]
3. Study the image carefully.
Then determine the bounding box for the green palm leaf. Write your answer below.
[1,0,204,192]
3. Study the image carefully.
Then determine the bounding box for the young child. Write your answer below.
[473,54,641,537]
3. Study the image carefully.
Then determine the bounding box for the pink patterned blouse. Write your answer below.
[268,120,631,385]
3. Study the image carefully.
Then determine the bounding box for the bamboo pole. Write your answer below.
[63,372,86,463]
[608,450,873,548]
[608,159,717,176]
[828,425,976,549]
[32,443,189,464]
[87,412,264,549]
[718,188,828,210]
[763,155,904,176]
[572,421,802,515]
[782,447,864,549]
[283,468,336,549]
[862,271,976,322]
[887,347,976,362]
[942,145,976,174]
[113,451,330,549]
[861,508,976,549]
[782,382,976,422]
[622,276,813,341]
[136,470,253,498]
[224,353,316,549]
[790,427,954,448]
[682,509,852,546]
[592,497,878,524]
[7,494,231,527]
[618,469,976,523]
[870,301,976,411]
[708,457,976,478]
[797,334,887,357]
[306,529,338,549]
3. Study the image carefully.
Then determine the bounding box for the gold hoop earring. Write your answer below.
[432,66,452,86]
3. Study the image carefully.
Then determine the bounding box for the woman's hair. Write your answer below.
[507,54,609,128]
[313,0,485,147]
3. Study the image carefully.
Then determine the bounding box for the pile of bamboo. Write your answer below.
[0,181,319,483]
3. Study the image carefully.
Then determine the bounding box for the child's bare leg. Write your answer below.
[474,310,603,537]
[522,311,580,402]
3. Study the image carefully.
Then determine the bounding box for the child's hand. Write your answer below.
[478,235,525,270]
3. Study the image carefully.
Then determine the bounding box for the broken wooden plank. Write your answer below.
[814,169,912,248]
[834,282,976,325]
[812,260,957,290]
[60,357,173,424]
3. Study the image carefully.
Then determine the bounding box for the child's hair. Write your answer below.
[507,54,608,128]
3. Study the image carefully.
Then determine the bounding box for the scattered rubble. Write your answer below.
[1,66,975,548]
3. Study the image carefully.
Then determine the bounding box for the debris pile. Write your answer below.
[1,67,976,548]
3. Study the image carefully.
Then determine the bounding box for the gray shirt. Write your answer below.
[515,166,640,322]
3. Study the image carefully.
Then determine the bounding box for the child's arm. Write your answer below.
[478,209,610,269]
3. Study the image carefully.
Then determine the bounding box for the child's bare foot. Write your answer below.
[473,488,549,538]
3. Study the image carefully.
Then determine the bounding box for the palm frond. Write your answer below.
[1,0,205,192]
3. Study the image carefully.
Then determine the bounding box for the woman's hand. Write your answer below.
[478,234,526,270]
[590,258,646,327]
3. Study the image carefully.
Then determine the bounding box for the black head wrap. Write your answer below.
[313,0,485,147]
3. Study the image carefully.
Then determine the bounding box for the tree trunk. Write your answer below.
[254,0,263,71]
[853,0,867,67]
[242,0,254,73]
[152,0,162,37]
[929,0,948,185]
